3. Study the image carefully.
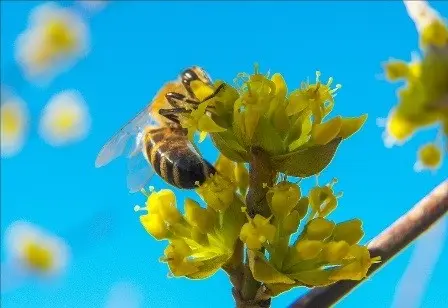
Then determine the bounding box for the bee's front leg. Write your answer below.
[165,92,200,109]
[159,107,191,125]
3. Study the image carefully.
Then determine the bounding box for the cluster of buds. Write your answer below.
[239,180,379,296]
[381,0,448,172]
[134,155,247,279]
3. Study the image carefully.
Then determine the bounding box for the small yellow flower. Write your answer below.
[15,2,89,81]
[196,173,235,212]
[163,239,199,277]
[267,181,301,218]
[287,71,341,125]
[6,221,69,276]
[240,214,276,250]
[309,179,340,218]
[139,213,168,240]
[1,90,29,158]
[415,143,443,172]
[39,90,91,146]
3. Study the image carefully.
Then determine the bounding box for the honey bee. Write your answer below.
[95,66,223,192]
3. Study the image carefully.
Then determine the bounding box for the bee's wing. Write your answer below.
[95,105,157,168]
[126,131,155,193]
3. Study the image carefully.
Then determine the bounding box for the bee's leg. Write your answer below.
[159,107,191,125]
[165,92,200,109]
[165,83,224,110]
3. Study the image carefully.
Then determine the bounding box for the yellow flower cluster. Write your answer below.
[382,3,448,171]
[135,156,246,279]
[181,64,367,179]
[136,66,374,297]
[239,180,379,296]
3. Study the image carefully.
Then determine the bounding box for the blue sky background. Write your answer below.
[1,1,447,307]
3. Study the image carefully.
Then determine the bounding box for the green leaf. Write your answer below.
[271,138,342,177]
[210,131,249,162]
[248,250,296,284]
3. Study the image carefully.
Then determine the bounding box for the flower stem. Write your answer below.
[289,180,448,308]
[235,147,275,308]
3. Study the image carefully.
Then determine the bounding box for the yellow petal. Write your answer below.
[312,117,342,145]
[271,73,288,98]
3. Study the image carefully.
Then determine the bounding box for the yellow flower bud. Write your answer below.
[306,218,335,241]
[322,241,350,263]
[295,240,323,260]
[184,198,215,233]
[333,219,364,245]
[384,60,410,81]
[295,197,309,219]
[268,182,301,218]
[416,143,442,170]
[140,213,168,240]
[283,210,300,235]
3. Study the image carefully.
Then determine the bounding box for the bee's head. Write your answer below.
[180,66,213,98]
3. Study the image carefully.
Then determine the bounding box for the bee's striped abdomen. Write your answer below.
[145,127,215,189]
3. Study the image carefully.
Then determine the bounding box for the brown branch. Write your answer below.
[233,147,275,308]
[289,180,448,308]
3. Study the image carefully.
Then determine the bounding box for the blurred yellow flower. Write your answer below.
[15,2,89,82]
[414,142,443,172]
[5,221,69,276]
[39,90,91,146]
[380,1,448,171]
[0,89,29,157]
